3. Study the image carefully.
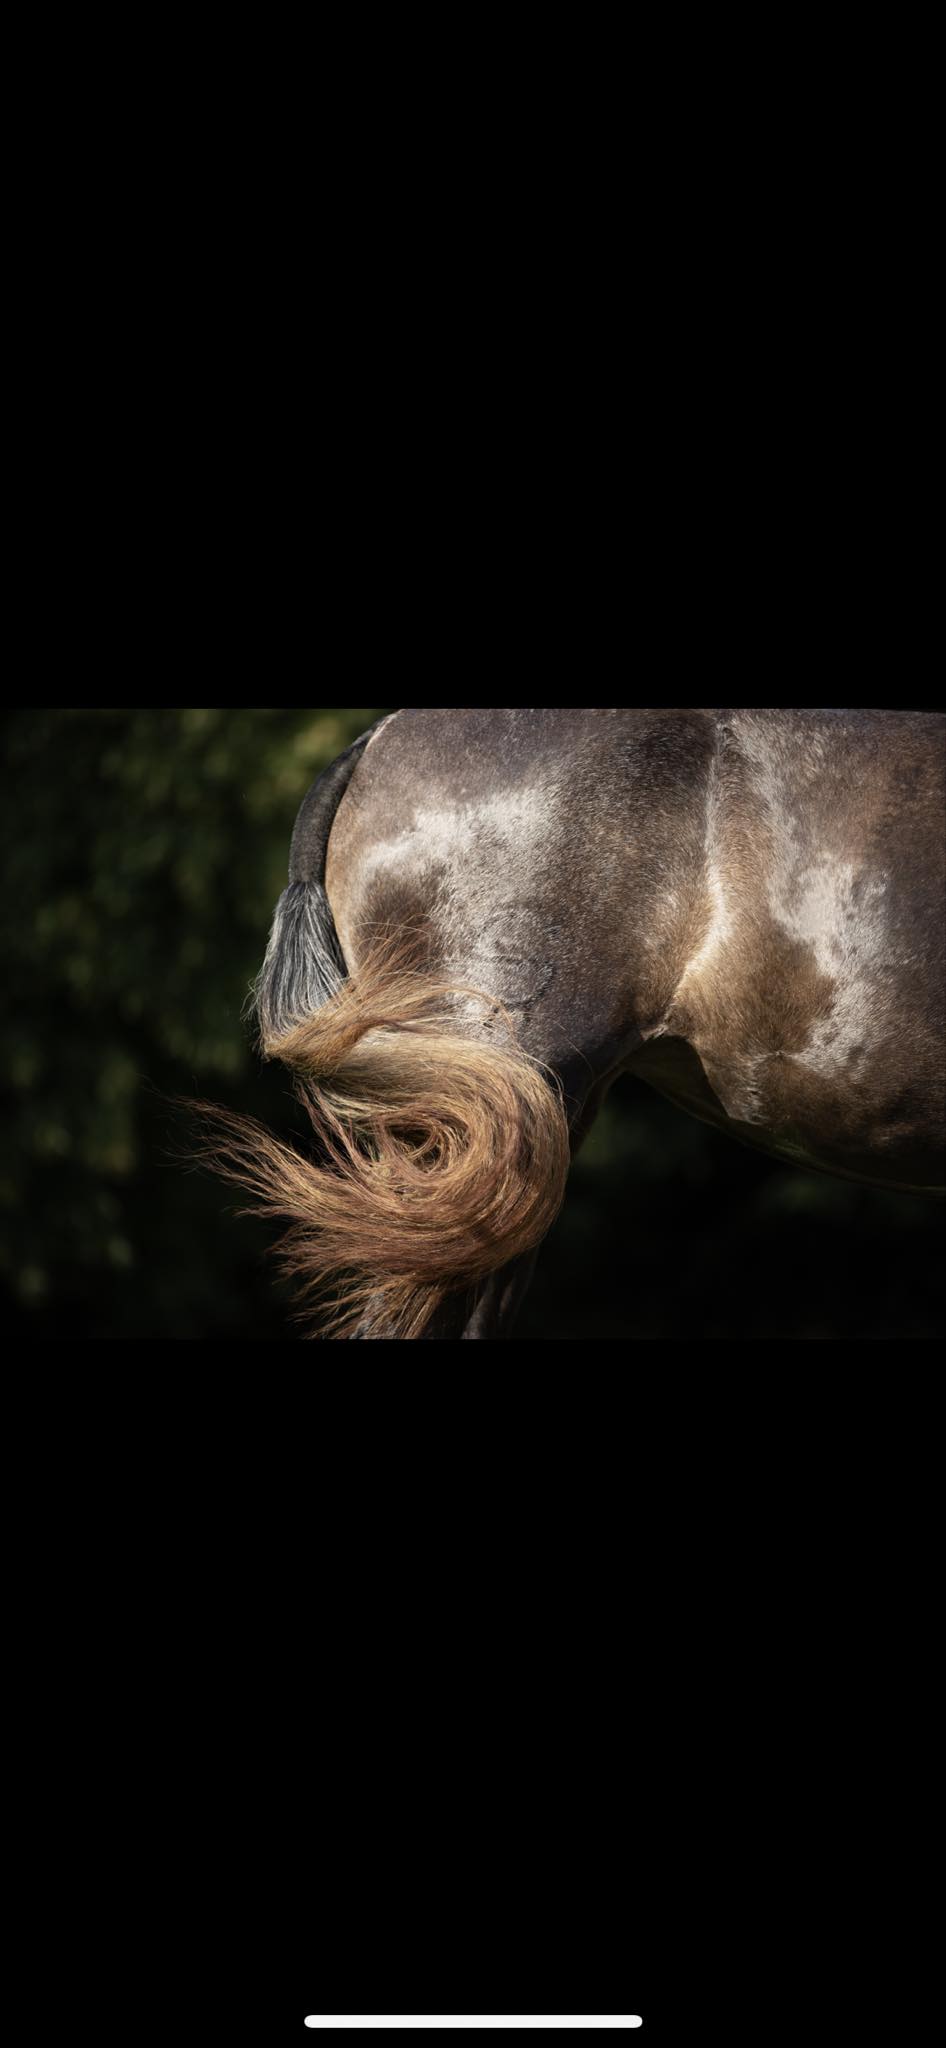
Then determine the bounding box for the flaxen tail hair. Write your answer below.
[196,882,570,1338]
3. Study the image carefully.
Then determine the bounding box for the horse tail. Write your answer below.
[251,714,392,1042]
[200,726,570,1338]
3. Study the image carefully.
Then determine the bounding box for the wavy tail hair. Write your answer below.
[197,879,570,1338]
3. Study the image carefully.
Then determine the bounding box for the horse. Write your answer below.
[205,708,945,1337]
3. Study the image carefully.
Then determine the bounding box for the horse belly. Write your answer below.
[664,939,946,1192]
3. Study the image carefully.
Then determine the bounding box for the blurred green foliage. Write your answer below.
[0,708,388,1337]
[1,707,942,1340]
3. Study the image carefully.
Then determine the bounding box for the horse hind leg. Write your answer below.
[410,1247,543,1340]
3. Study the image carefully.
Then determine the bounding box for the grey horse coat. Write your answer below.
[254,707,945,1335]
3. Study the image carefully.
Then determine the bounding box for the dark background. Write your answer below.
[2,706,941,1342]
